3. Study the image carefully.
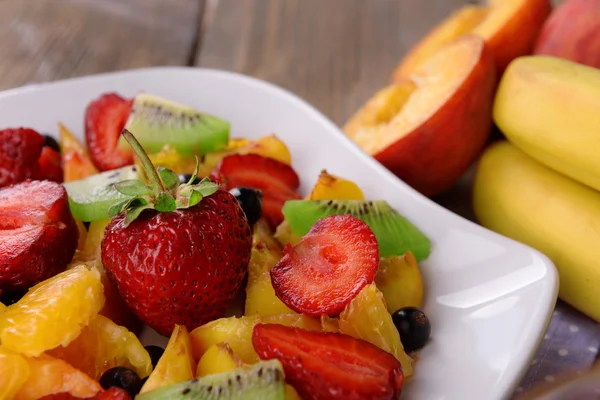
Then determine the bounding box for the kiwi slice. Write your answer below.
[282,200,431,261]
[63,165,138,222]
[118,93,230,156]
[137,359,286,400]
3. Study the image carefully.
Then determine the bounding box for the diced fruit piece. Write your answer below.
[139,325,195,394]
[38,387,132,400]
[195,342,244,377]
[320,315,340,333]
[246,270,294,317]
[235,134,292,165]
[14,354,102,400]
[118,93,230,156]
[137,360,286,400]
[285,385,302,400]
[392,0,551,78]
[59,123,99,182]
[392,307,431,352]
[283,199,431,260]
[271,215,379,316]
[346,35,496,197]
[0,128,44,188]
[339,283,413,377]
[77,218,111,262]
[0,180,79,290]
[0,265,105,357]
[85,93,134,171]
[63,165,138,222]
[99,367,143,398]
[0,301,5,312]
[273,222,301,248]
[534,0,600,69]
[189,314,322,363]
[47,314,152,380]
[306,169,365,200]
[253,324,404,400]
[230,187,263,226]
[74,219,88,253]
[376,252,424,312]
[0,346,29,399]
[211,153,301,228]
[38,147,63,183]
[145,145,211,177]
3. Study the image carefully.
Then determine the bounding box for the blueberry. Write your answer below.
[144,345,165,368]
[43,135,61,153]
[392,307,431,352]
[229,187,263,226]
[178,173,201,185]
[1,289,27,306]
[99,367,143,397]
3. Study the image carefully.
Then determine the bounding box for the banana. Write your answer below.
[494,56,600,191]
[473,141,600,322]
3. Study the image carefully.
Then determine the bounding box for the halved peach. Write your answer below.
[393,0,551,80]
[345,35,496,197]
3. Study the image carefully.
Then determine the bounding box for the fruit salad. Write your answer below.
[0,91,433,400]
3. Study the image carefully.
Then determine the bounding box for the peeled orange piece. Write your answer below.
[0,346,29,399]
[0,265,105,356]
[48,314,152,380]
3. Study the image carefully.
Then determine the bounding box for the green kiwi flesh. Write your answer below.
[136,359,286,400]
[282,200,431,261]
[63,165,138,222]
[118,93,230,156]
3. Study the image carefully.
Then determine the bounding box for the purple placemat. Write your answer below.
[512,301,600,397]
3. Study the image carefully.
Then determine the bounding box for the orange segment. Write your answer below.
[0,265,105,357]
[339,283,413,377]
[48,314,152,380]
[140,325,195,394]
[59,123,99,182]
[13,354,101,400]
[0,346,29,399]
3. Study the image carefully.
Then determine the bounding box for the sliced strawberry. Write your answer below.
[85,93,134,171]
[270,214,379,316]
[253,324,403,400]
[0,180,79,290]
[211,153,301,228]
[38,146,63,183]
[0,128,45,188]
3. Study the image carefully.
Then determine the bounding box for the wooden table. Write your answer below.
[0,0,592,398]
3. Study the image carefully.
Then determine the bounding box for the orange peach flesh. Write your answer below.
[393,0,535,80]
[345,36,483,155]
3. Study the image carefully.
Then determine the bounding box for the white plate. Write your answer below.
[0,67,558,400]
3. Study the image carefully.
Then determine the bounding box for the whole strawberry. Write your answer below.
[101,129,252,336]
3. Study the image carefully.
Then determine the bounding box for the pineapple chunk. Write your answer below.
[376,251,424,313]
[245,270,293,316]
[196,342,244,377]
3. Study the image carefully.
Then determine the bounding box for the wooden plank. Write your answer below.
[0,0,202,90]
[196,0,471,126]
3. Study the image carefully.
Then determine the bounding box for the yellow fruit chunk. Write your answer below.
[285,384,303,400]
[376,252,424,313]
[14,354,102,400]
[0,302,6,313]
[473,141,600,321]
[190,314,322,363]
[236,135,292,165]
[140,325,195,394]
[59,123,99,182]
[339,283,413,377]
[274,222,302,247]
[74,219,88,253]
[306,170,365,200]
[196,342,244,377]
[245,270,293,316]
[0,265,105,357]
[48,314,152,380]
[77,218,111,262]
[0,346,29,399]
[320,315,340,333]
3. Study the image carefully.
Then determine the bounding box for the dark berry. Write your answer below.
[392,307,431,352]
[1,289,27,306]
[179,173,200,185]
[144,345,165,367]
[99,366,143,397]
[43,134,61,153]
[229,187,263,226]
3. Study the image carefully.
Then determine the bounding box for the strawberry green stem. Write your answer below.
[121,129,164,195]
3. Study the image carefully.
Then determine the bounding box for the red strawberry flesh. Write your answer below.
[252,324,403,400]
[38,146,63,183]
[270,214,379,316]
[211,153,301,228]
[85,93,134,171]
[0,180,79,290]
[0,128,45,188]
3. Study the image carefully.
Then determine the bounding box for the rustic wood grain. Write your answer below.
[196,0,472,126]
[0,0,202,90]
